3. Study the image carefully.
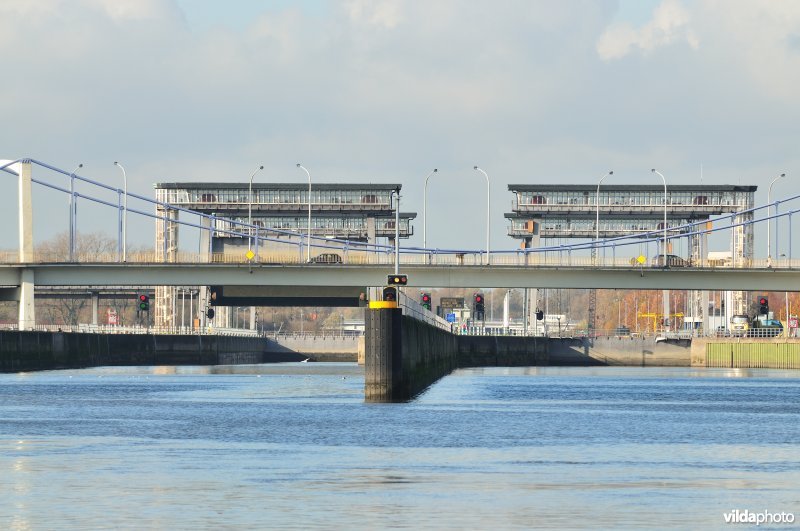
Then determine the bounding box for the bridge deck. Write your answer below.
[1,262,799,291]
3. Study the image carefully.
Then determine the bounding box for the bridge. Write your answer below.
[1,261,798,292]
[2,158,799,330]
[3,158,799,401]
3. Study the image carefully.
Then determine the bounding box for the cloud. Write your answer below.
[597,0,698,60]
[344,0,405,29]
[1,0,800,250]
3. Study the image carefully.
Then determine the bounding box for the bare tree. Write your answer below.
[36,230,117,261]
[35,232,118,325]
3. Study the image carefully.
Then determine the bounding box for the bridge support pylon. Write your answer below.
[19,269,35,330]
[17,161,35,329]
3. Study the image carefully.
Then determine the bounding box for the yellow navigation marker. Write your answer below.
[636,254,646,265]
[245,249,255,261]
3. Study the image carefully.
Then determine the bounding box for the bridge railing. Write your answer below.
[4,158,800,270]
[8,248,800,271]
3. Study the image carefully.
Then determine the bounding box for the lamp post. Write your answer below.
[767,173,786,266]
[422,168,439,250]
[651,169,668,261]
[595,169,614,242]
[652,169,669,332]
[473,166,491,265]
[113,162,127,262]
[247,165,265,251]
[296,164,312,262]
[68,163,83,262]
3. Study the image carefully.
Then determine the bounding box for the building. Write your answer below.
[506,184,758,333]
[152,182,415,328]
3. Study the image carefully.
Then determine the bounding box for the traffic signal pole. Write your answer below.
[394,188,400,275]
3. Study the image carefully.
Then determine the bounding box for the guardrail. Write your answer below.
[397,290,453,332]
[0,323,369,339]
[0,321,793,340]
[0,323,259,336]
[4,250,800,270]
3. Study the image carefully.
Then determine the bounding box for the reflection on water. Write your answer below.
[1,364,799,529]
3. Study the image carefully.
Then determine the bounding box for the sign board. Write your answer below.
[107,308,118,325]
[790,317,798,329]
[439,297,465,310]
[446,313,456,323]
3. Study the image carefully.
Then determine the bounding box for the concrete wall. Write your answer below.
[264,334,359,362]
[548,337,692,367]
[457,335,547,367]
[0,331,302,373]
[401,314,459,397]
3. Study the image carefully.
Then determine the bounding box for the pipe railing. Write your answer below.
[3,158,799,268]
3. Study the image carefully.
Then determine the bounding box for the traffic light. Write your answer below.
[473,292,485,321]
[387,274,408,286]
[536,309,544,321]
[758,296,769,315]
[138,294,150,312]
[383,286,397,302]
[421,293,431,311]
[206,308,215,320]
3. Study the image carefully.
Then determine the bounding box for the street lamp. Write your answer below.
[767,172,786,266]
[651,169,668,262]
[595,170,614,242]
[473,166,491,265]
[422,168,439,250]
[296,163,312,262]
[113,161,127,262]
[247,165,265,251]
[652,168,669,332]
[68,163,83,262]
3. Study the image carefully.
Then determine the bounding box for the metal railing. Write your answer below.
[397,290,453,332]
[7,249,800,270]
[3,158,800,270]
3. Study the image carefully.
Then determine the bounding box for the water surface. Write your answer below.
[1,365,799,529]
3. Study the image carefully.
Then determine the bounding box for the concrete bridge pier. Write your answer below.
[364,308,402,402]
[364,307,458,403]
[19,269,35,330]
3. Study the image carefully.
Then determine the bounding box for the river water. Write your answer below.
[1,364,799,529]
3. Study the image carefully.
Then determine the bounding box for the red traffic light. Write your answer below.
[759,297,767,305]
[475,295,483,303]
[422,294,430,302]
[139,294,147,301]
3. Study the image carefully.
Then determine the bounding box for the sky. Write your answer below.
[1,0,799,251]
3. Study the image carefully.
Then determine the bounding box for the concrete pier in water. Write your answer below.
[365,308,550,402]
[365,308,459,402]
